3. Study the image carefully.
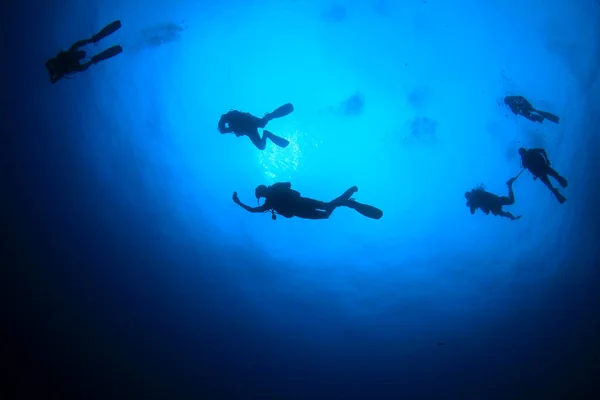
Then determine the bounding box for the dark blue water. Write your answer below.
[4,1,600,399]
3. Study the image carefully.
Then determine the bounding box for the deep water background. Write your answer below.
[3,0,600,399]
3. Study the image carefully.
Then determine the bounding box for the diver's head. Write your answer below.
[217,116,229,134]
[255,184,269,200]
[75,50,86,60]
[464,191,472,200]
[518,147,526,156]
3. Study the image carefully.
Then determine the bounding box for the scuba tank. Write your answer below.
[255,182,299,220]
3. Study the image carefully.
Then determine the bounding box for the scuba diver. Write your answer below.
[232,182,384,220]
[465,177,522,220]
[218,103,294,150]
[46,20,123,84]
[518,147,568,204]
[504,95,560,124]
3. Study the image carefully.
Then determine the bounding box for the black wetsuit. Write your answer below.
[505,96,543,123]
[234,183,365,220]
[262,183,332,219]
[504,95,560,124]
[466,183,520,220]
[520,148,568,203]
[218,110,289,150]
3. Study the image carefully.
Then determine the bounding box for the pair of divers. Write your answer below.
[505,96,568,203]
[46,20,123,84]
[504,95,560,124]
[220,103,383,221]
[465,146,568,220]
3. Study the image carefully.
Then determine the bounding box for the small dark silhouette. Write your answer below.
[406,116,438,144]
[45,20,123,84]
[407,87,431,112]
[518,147,568,204]
[139,21,186,48]
[340,92,364,116]
[218,103,293,150]
[504,95,560,124]
[321,5,347,22]
[465,176,522,220]
[129,21,187,52]
[232,183,383,220]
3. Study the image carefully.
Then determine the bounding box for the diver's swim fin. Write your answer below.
[346,200,383,220]
[553,190,567,204]
[93,20,122,43]
[92,45,123,64]
[264,130,290,148]
[534,110,560,124]
[265,103,294,121]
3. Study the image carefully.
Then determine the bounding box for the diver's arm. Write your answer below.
[50,73,62,84]
[540,149,550,164]
[232,192,269,213]
[470,205,477,215]
[236,201,269,213]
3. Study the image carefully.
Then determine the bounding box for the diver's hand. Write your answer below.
[232,192,240,203]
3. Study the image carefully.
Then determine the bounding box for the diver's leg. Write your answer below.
[291,198,335,219]
[247,131,267,150]
[257,117,268,128]
[70,39,93,51]
[344,199,384,219]
[326,186,359,210]
[497,196,512,207]
[537,174,554,191]
[298,198,329,210]
[295,210,331,219]
[532,113,545,123]
[534,110,560,124]
[499,210,521,220]
[539,175,566,204]
[263,103,294,123]
[243,113,266,128]
[524,112,544,123]
[73,61,93,72]
[508,212,521,220]
[547,167,568,188]
[91,45,123,64]
[263,130,290,148]
[498,183,515,206]
[92,20,122,43]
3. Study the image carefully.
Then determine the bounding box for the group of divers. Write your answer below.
[46,20,568,222]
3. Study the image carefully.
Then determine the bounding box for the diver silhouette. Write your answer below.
[518,147,568,204]
[232,182,383,220]
[465,177,522,220]
[218,103,294,150]
[45,20,123,84]
[504,95,560,124]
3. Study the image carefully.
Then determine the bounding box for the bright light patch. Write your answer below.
[258,129,304,181]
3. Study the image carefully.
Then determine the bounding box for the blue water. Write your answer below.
[4,0,600,399]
